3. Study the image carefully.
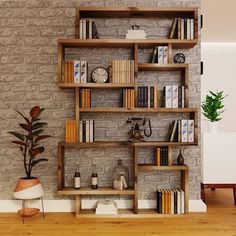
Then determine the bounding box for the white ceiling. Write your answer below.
[201,0,236,42]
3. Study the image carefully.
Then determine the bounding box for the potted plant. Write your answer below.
[201,90,226,133]
[8,106,51,200]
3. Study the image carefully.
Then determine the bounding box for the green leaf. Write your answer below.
[29,147,45,158]
[31,158,48,167]
[32,129,44,136]
[8,132,25,141]
[32,122,47,130]
[19,123,31,132]
[12,141,27,146]
[35,135,51,143]
[16,110,31,125]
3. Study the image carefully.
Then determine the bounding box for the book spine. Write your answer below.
[171,190,174,214]
[156,148,160,166]
[151,46,158,63]
[74,60,80,83]
[92,21,99,39]
[188,119,194,143]
[64,61,67,83]
[150,86,154,108]
[163,46,168,64]
[184,19,187,39]
[80,60,87,83]
[144,87,148,108]
[181,190,185,214]
[181,120,188,143]
[178,18,181,39]
[82,120,86,142]
[177,190,181,214]
[178,120,181,142]
[79,121,83,143]
[89,120,94,142]
[82,20,86,39]
[172,85,178,108]
[157,46,163,64]
[169,18,177,39]
[181,19,184,40]
[190,19,194,39]
[89,20,92,39]
[164,85,172,108]
[86,20,89,39]
[79,20,83,39]
[85,120,90,142]
[178,86,182,108]
[182,86,185,108]
[165,147,168,166]
[187,19,191,39]
[174,190,177,214]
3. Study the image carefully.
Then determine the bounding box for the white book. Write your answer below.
[163,46,168,64]
[171,189,174,214]
[85,120,90,142]
[187,19,191,39]
[181,120,188,143]
[82,20,86,39]
[80,60,87,83]
[190,19,194,39]
[89,20,92,39]
[177,189,181,214]
[73,60,80,83]
[172,85,178,108]
[164,85,172,108]
[158,46,164,64]
[89,120,94,142]
[181,19,184,39]
[79,121,83,143]
[180,189,185,214]
[188,119,194,142]
[79,20,83,39]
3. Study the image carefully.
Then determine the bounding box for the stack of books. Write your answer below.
[123,89,135,109]
[137,86,158,108]
[80,89,91,108]
[63,60,88,83]
[164,85,185,108]
[156,147,172,166]
[169,119,194,143]
[169,18,195,40]
[65,120,77,143]
[79,19,99,39]
[95,200,118,215]
[150,46,168,64]
[111,60,135,83]
[79,120,94,143]
[156,189,185,214]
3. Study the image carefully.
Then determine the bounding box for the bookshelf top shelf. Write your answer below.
[58,39,198,49]
[77,6,198,19]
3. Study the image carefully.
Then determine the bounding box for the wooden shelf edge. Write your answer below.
[57,83,136,89]
[58,187,135,195]
[138,63,188,71]
[138,164,188,171]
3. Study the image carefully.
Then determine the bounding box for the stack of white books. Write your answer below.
[95,200,118,215]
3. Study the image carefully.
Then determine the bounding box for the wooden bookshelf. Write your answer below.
[57,6,199,218]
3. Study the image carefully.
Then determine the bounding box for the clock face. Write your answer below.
[91,67,108,83]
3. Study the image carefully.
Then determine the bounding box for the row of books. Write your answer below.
[137,86,158,108]
[169,18,195,40]
[95,200,118,215]
[79,19,99,39]
[150,46,169,64]
[157,189,185,214]
[80,89,91,108]
[169,119,194,143]
[156,147,172,166]
[111,60,135,84]
[65,120,77,143]
[79,120,94,143]
[164,85,185,108]
[123,89,135,109]
[63,60,88,83]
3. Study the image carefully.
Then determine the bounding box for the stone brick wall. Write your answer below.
[0,0,201,201]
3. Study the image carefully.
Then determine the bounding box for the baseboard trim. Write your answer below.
[0,199,207,212]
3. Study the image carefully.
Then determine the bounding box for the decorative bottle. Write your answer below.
[91,163,98,189]
[177,150,184,165]
[74,163,81,189]
[112,159,129,189]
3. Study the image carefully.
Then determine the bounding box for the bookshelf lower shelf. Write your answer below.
[58,187,135,195]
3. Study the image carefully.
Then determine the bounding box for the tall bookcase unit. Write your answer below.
[57,7,199,218]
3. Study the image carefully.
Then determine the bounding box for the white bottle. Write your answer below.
[74,163,81,189]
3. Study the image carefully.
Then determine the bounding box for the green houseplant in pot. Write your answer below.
[8,106,51,202]
[201,90,226,133]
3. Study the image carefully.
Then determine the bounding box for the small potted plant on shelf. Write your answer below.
[8,106,51,203]
[201,90,226,133]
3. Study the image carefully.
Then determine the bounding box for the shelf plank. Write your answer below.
[77,6,197,19]
[138,63,188,71]
[79,108,198,113]
[58,141,130,149]
[138,164,188,172]
[58,187,135,195]
[133,141,198,147]
[57,83,136,89]
[58,39,198,49]
[74,209,185,218]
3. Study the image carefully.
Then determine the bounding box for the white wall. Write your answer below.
[201,43,236,132]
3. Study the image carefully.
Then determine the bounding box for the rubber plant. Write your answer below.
[201,90,226,122]
[8,106,51,179]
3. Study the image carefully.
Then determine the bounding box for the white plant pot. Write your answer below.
[208,122,218,133]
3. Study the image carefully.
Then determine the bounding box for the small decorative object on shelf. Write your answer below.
[173,53,186,64]
[91,163,98,189]
[91,67,109,83]
[74,163,81,189]
[112,159,129,189]
[127,118,152,142]
[177,150,184,165]
[126,25,146,39]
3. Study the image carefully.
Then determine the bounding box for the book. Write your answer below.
[150,46,158,63]
[164,85,172,108]
[177,18,181,39]
[79,121,83,142]
[82,19,86,39]
[181,120,188,142]
[169,18,177,39]
[163,46,168,64]
[157,46,163,64]
[157,189,162,214]
[188,119,194,142]
[190,19,194,39]
[74,60,80,83]
[89,120,94,142]
[80,60,87,83]
[172,85,178,108]
[79,20,83,39]
[170,120,178,142]
[65,120,77,143]
[187,19,191,39]
[92,21,99,39]
[181,19,184,39]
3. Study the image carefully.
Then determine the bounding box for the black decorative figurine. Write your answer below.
[177,150,184,165]
[173,53,186,64]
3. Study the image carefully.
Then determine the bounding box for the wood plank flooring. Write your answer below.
[0,189,235,236]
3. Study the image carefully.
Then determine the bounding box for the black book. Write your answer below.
[92,21,99,39]
[160,148,163,166]
[144,86,148,108]
[86,20,89,39]
[174,190,177,214]
[137,87,141,107]
[82,120,86,142]
[150,86,154,108]
[184,19,187,39]
[157,189,162,213]
[178,86,182,108]
[150,46,158,63]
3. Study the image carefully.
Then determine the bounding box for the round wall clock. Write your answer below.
[91,67,109,83]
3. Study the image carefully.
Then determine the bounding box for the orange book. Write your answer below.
[64,62,67,83]
[162,190,165,214]
[154,86,158,109]
[156,148,160,166]
[88,89,91,108]
[67,61,70,83]
[125,89,128,108]
[128,89,131,108]
[65,120,68,143]
[71,61,74,83]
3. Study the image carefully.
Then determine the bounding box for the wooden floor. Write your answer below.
[0,189,235,236]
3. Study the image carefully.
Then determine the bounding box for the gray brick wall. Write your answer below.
[0,0,201,201]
